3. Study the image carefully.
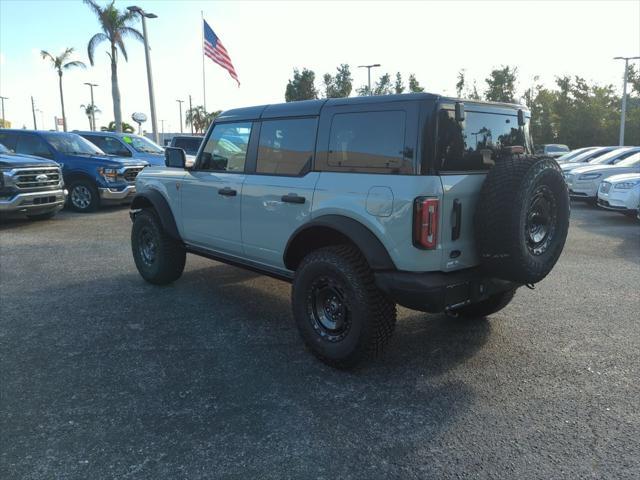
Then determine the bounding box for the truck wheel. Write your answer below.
[26,211,57,220]
[68,179,99,212]
[131,209,185,285]
[448,289,516,319]
[475,155,570,284]
[292,245,396,369]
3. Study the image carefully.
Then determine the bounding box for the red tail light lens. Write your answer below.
[413,197,439,249]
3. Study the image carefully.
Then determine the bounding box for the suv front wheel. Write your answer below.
[292,245,397,369]
[131,209,186,285]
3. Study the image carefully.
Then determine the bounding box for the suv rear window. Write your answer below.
[172,137,202,155]
[437,110,528,172]
[327,111,407,173]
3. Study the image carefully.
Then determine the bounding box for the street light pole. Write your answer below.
[176,99,184,134]
[188,94,193,135]
[128,6,159,144]
[0,96,7,126]
[614,56,640,146]
[358,64,381,95]
[31,96,37,130]
[84,82,98,131]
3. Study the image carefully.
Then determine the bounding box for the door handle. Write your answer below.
[281,194,306,204]
[451,199,462,241]
[218,187,237,197]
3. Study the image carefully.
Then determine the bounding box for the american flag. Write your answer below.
[203,20,240,86]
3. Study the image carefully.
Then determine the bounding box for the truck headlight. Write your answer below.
[578,173,602,180]
[98,167,119,183]
[614,180,640,190]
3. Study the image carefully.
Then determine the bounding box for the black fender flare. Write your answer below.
[130,189,181,241]
[284,214,396,271]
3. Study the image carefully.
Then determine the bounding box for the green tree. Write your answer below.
[485,65,518,103]
[374,73,393,95]
[85,0,143,133]
[40,48,85,132]
[323,64,353,98]
[80,103,101,130]
[455,69,466,97]
[101,120,134,133]
[185,105,207,134]
[394,72,405,94]
[408,74,424,93]
[285,68,318,102]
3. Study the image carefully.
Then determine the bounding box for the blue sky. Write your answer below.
[1,0,639,132]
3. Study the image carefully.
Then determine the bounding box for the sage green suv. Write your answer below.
[129,93,570,368]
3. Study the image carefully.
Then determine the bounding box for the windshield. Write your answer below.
[616,154,640,167]
[556,147,594,162]
[44,132,105,155]
[546,144,569,152]
[125,135,164,154]
[588,149,632,165]
[0,143,10,154]
[571,147,613,163]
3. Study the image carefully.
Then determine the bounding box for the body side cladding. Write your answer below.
[283,214,396,271]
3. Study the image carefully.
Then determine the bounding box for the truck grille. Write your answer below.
[123,167,144,183]
[14,167,61,189]
[599,182,611,194]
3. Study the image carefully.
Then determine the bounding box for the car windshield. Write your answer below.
[615,154,640,167]
[556,147,594,162]
[44,132,105,155]
[547,145,569,152]
[0,142,10,154]
[588,149,631,165]
[125,135,164,154]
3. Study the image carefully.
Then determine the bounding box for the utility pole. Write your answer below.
[31,96,37,129]
[358,64,381,95]
[188,94,193,135]
[160,119,165,145]
[176,99,184,134]
[84,82,98,130]
[614,56,640,146]
[0,96,7,126]
[128,6,159,144]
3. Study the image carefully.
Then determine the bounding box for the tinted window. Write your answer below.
[172,137,202,155]
[437,110,527,171]
[257,118,316,176]
[0,132,18,151]
[83,135,130,156]
[199,123,251,172]
[327,111,406,173]
[43,133,105,155]
[0,143,9,154]
[16,134,52,158]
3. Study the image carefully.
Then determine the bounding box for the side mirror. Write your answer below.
[517,109,526,126]
[455,102,465,122]
[165,147,186,168]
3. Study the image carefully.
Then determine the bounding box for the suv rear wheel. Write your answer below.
[291,245,396,369]
[131,209,186,285]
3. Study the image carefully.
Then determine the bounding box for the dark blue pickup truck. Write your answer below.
[0,129,148,212]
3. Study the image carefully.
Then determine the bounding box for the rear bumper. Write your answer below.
[0,188,66,213]
[375,268,519,313]
[99,185,136,201]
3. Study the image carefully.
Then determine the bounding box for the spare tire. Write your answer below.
[474,154,570,284]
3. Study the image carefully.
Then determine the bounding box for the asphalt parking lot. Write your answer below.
[1,203,639,479]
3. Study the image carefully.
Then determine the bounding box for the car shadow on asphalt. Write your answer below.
[0,204,130,230]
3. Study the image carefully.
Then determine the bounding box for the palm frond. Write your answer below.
[116,36,128,62]
[40,50,54,62]
[120,27,143,43]
[64,60,86,70]
[87,32,108,65]
[83,0,103,18]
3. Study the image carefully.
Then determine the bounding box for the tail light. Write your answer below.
[413,197,439,249]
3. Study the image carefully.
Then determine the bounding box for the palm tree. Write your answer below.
[80,104,101,130]
[185,105,207,134]
[84,0,143,133]
[40,48,86,132]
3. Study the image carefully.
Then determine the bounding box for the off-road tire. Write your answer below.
[450,289,517,319]
[291,245,396,369]
[67,179,100,213]
[26,211,57,220]
[475,155,570,284]
[131,209,186,285]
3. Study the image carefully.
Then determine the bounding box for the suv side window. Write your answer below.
[257,118,317,176]
[437,110,527,172]
[327,111,406,173]
[15,134,53,158]
[199,122,251,172]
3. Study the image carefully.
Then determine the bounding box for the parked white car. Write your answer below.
[560,146,638,173]
[564,153,640,201]
[535,144,570,158]
[597,173,640,215]
[555,146,598,163]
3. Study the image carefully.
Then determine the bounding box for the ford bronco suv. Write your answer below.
[130,93,570,368]
[0,129,149,212]
[0,142,66,219]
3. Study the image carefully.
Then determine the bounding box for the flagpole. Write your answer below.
[201,10,207,114]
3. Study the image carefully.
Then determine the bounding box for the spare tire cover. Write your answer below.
[474,155,570,284]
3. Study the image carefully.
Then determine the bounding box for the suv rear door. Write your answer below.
[435,105,530,271]
[241,116,319,269]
